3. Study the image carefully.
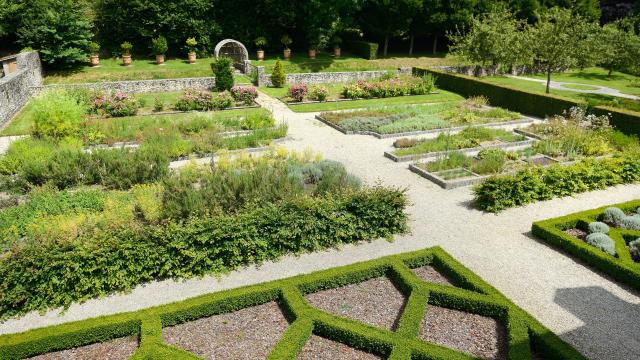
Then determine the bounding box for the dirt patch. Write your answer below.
[296,335,383,360]
[565,228,587,241]
[412,265,454,286]
[162,301,289,359]
[305,276,407,331]
[27,336,138,360]
[420,305,507,360]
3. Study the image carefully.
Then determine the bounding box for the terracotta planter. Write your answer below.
[308,49,316,59]
[122,55,132,66]
[188,52,197,64]
[156,54,165,65]
[89,55,100,67]
[257,50,265,61]
[334,47,341,58]
[283,49,291,60]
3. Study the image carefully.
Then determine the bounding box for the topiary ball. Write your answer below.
[588,221,609,234]
[629,238,640,260]
[621,215,640,231]
[585,233,616,256]
[602,207,626,225]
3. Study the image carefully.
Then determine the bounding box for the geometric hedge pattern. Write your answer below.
[0,247,585,360]
[533,199,640,292]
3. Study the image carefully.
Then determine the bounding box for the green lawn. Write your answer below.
[524,67,640,96]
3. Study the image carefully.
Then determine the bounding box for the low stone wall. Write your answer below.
[254,67,412,87]
[45,77,215,94]
[0,51,43,126]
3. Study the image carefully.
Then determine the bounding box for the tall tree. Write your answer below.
[423,0,476,54]
[529,7,598,93]
[599,20,640,75]
[359,0,422,57]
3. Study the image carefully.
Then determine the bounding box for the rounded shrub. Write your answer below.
[588,221,609,234]
[33,90,86,139]
[271,60,286,88]
[629,238,640,260]
[621,215,640,231]
[585,233,616,256]
[602,207,626,225]
[211,57,234,92]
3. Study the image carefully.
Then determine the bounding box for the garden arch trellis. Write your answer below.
[214,39,249,71]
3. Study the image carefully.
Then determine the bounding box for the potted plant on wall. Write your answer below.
[88,41,100,67]
[186,37,198,64]
[152,36,168,65]
[281,35,292,60]
[121,42,133,66]
[332,35,342,58]
[255,37,267,61]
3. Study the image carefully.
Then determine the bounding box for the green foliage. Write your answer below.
[14,0,92,68]
[120,41,132,56]
[254,36,267,50]
[347,41,378,59]
[587,221,609,234]
[32,90,85,139]
[0,247,584,360]
[211,57,234,91]
[280,35,292,49]
[151,36,168,55]
[585,233,616,256]
[307,85,329,101]
[185,37,198,52]
[271,60,286,88]
[240,112,274,130]
[87,41,100,55]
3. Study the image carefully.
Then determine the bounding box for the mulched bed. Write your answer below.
[162,301,289,359]
[296,335,383,360]
[26,336,138,360]
[565,228,587,241]
[305,276,407,331]
[412,265,454,286]
[420,305,507,360]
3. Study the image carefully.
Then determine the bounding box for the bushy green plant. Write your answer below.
[186,37,198,53]
[588,221,610,234]
[151,36,168,55]
[87,41,100,55]
[153,97,164,112]
[211,57,234,91]
[602,207,626,225]
[281,35,292,50]
[32,90,86,139]
[120,41,133,56]
[90,91,140,117]
[174,89,213,111]
[307,85,329,101]
[271,60,286,88]
[585,233,616,256]
[240,112,275,130]
[212,91,234,110]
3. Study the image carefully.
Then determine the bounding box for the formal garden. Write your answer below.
[1,0,640,359]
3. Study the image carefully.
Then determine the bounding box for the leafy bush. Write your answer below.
[585,233,616,256]
[271,60,286,88]
[120,41,133,56]
[174,89,214,111]
[602,207,626,225]
[240,112,275,130]
[212,91,234,110]
[32,90,86,139]
[90,91,140,117]
[289,83,308,102]
[212,57,234,91]
[307,85,329,101]
[151,36,168,55]
[588,221,609,234]
[341,76,435,100]
[153,97,164,112]
[230,86,258,105]
[87,41,100,55]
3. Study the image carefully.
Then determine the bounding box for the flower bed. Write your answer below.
[0,247,584,360]
[532,200,640,290]
[0,153,408,319]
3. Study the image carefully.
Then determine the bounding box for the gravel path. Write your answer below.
[162,301,289,359]
[26,336,138,360]
[297,335,383,360]
[3,92,640,359]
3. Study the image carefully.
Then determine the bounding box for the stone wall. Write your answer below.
[253,67,412,87]
[45,77,215,94]
[0,51,43,126]
[434,64,558,77]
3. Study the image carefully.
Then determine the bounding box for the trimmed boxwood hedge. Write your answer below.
[532,200,640,291]
[0,247,585,360]
[413,68,640,136]
[348,41,379,60]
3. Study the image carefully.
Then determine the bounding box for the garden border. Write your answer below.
[0,247,584,360]
[284,92,442,106]
[532,200,640,291]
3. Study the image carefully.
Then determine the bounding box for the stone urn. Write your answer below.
[156,54,165,65]
[122,55,132,66]
[89,55,100,67]
[257,50,265,61]
[308,49,316,59]
[188,52,197,64]
[283,49,291,60]
[334,47,341,58]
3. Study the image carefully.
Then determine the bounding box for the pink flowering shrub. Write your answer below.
[288,83,308,102]
[307,85,329,101]
[174,89,214,111]
[90,91,140,117]
[341,75,435,99]
[230,86,258,105]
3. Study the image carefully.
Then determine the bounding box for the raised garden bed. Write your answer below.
[532,200,640,291]
[0,247,585,360]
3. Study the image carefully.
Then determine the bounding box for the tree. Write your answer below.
[423,0,476,54]
[448,7,531,69]
[358,0,422,57]
[271,60,286,88]
[211,57,234,91]
[529,7,598,93]
[16,0,93,68]
[599,20,640,75]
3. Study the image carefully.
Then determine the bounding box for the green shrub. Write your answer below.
[151,36,168,55]
[240,112,275,130]
[120,41,133,56]
[212,91,234,110]
[585,233,616,256]
[307,85,329,101]
[588,222,609,234]
[602,207,626,225]
[621,215,640,230]
[212,57,234,91]
[174,89,213,111]
[32,90,86,139]
[90,91,140,117]
[348,41,378,59]
[271,60,286,88]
